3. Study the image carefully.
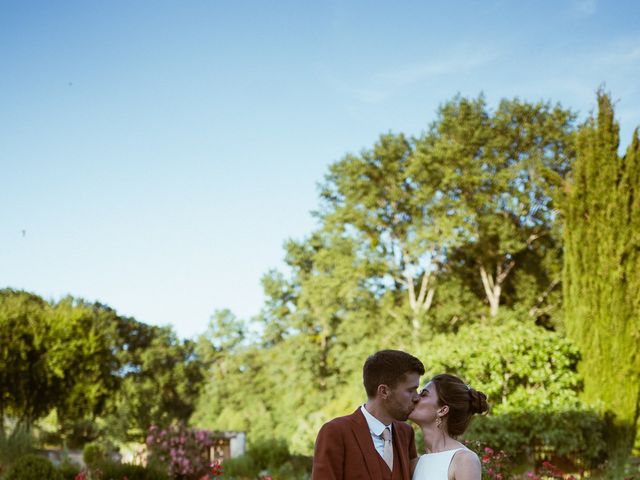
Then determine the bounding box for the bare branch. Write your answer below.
[422,287,435,312]
[416,270,431,306]
[479,265,495,302]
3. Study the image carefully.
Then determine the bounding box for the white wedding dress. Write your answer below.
[412,447,466,480]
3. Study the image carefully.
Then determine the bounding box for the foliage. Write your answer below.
[145,422,213,479]
[3,453,63,480]
[466,410,607,468]
[221,439,311,480]
[0,290,57,430]
[563,90,640,459]
[0,426,33,470]
[464,442,513,480]
[416,318,583,413]
[415,317,609,466]
[57,461,81,480]
[83,442,109,468]
[89,461,169,480]
[49,298,121,432]
[0,291,123,442]
[103,324,204,442]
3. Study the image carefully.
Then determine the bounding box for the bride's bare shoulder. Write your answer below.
[451,448,481,480]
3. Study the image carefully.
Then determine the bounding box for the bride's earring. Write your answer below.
[436,416,442,429]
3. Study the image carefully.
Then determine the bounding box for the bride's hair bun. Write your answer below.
[468,388,489,415]
[430,373,490,437]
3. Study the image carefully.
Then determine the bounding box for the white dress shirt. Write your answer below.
[360,404,393,458]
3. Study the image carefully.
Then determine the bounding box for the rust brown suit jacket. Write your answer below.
[311,408,417,480]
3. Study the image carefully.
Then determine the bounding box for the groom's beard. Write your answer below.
[386,398,416,421]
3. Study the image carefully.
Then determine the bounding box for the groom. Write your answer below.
[312,349,424,480]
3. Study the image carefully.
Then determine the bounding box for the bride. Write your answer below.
[409,374,489,480]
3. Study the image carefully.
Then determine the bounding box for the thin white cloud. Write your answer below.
[591,42,640,67]
[322,47,500,104]
[373,54,498,88]
[571,0,597,16]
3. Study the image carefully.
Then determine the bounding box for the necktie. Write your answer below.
[381,427,393,471]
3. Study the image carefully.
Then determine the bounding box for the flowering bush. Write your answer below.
[525,460,582,479]
[464,440,514,479]
[146,423,215,479]
[197,460,223,479]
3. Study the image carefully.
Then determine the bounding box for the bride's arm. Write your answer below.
[451,450,481,480]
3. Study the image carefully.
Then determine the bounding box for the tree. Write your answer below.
[563,91,640,459]
[316,96,575,332]
[103,324,204,441]
[412,96,575,318]
[0,290,55,433]
[319,132,449,337]
[49,298,120,435]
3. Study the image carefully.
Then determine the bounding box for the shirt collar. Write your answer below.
[360,404,393,436]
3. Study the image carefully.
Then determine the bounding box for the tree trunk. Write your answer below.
[405,262,436,336]
[479,259,515,317]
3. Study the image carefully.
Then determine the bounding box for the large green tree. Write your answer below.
[49,299,120,434]
[102,321,204,441]
[0,290,55,433]
[563,91,640,458]
[315,95,575,335]
[412,96,575,319]
[0,292,121,440]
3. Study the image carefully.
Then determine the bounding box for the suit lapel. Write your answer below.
[392,420,409,478]
[350,408,382,479]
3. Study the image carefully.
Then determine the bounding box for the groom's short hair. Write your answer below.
[363,349,425,398]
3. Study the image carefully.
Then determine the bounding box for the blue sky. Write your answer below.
[2,0,639,339]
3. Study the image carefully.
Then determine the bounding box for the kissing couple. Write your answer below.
[311,349,489,480]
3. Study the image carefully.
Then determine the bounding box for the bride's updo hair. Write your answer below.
[431,373,489,437]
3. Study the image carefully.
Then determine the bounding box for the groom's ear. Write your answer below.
[377,384,390,398]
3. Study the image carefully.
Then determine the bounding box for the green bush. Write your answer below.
[275,455,312,479]
[414,318,611,467]
[249,438,290,470]
[222,454,258,477]
[464,410,608,468]
[83,441,108,467]
[94,461,169,480]
[0,427,33,468]
[3,453,63,480]
[417,318,584,414]
[223,439,312,479]
[57,461,81,480]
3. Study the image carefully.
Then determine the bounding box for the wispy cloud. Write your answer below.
[322,47,500,104]
[571,0,597,16]
[590,41,640,67]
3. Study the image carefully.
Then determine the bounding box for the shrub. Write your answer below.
[3,453,63,480]
[83,442,108,467]
[221,454,257,477]
[0,427,33,468]
[94,460,169,480]
[145,423,214,479]
[248,438,290,470]
[275,455,312,479]
[417,318,584,414]
[222,440,311,479]
[464,410,608,468]
[58,461,81,480]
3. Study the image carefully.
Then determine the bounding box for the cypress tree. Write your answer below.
[563,91,640,461]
